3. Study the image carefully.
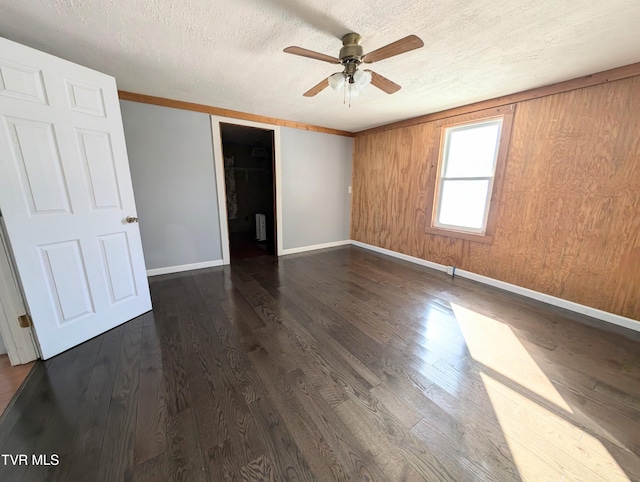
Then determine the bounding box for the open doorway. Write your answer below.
[220,123,277,261]
[0,218,38,413]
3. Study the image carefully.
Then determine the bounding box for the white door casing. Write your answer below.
[210,115,283,264]
[0,222,39,364]
[0,37,151,359]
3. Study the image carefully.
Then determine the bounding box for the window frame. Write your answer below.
[425,105,515,244]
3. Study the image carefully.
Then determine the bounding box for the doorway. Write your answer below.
[220,123,277,261]
[0,216,39,366]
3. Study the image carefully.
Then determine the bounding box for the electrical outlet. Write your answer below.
[446,266,454,276]
[348,186,352,194]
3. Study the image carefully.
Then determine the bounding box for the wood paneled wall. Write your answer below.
[351,76,640,321]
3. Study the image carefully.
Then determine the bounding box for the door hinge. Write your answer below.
[18,314,32,328]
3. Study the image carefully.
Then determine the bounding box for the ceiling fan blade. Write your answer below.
[283,46,340,64]
[367,70,401,94]
[303,77,330,97]
[362,35,424,63]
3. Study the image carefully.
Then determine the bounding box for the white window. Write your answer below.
[426,106,514,243]
[434,119,503,234]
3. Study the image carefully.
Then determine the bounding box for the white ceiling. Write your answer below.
[1,0,639,132]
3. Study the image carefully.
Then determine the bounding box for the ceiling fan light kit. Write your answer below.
[327,69,372,105]
[328,72,346,90]
[284,32,424,102]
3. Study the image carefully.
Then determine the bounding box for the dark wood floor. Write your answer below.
[229,232,271,261]
[1,246,639,481]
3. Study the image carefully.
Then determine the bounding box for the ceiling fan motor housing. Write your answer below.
[339,33,364,64]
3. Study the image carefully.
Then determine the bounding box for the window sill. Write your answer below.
[424,226,494,244]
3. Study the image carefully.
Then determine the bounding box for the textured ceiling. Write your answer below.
[1,0,639,131]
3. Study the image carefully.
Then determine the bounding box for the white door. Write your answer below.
[0,37,151,359]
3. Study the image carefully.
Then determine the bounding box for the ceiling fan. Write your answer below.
[284,33,424,98]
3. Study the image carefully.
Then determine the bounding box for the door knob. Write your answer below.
[125,216,138,223]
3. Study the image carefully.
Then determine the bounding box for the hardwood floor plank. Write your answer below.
[152,279,193,417]
[285,368,388,481]
[240,454,275,482]
[368,354,527,478]
[347,380,483,481]
[204,438,234,481]
[230,270,378,406]
[132,452,169,482]
[21,335,104,482]
[166,408,207,482]
[410,411,522,482]
[134,313,167,465]
[248,346,350,481]
[593,380,640,411]
[244,387,317,481]
[179,275,266,477]
[208,308,267,404]
[34,325,125,482]
[192,274,265,385]
[334,397,446,481]
[276,282,383,367]
[97,316,144,482]
[276,287,382,387]
[505,392,639,480]
[369,383,422,429]
[175,307,229,451]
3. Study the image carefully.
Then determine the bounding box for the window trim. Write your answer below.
[425,105,515,244]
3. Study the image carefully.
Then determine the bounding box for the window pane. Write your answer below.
[437,180,490,230]
[444,122,500,178]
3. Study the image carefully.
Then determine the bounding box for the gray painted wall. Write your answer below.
[281,128,353,250]
[120,101,223,270]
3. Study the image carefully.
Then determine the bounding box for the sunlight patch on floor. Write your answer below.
[451,303,572,413]
[481,373,630,482]
[449,302,629,481]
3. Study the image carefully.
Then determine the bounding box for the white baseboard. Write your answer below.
[351,240,640,333]
[282,240,351,255]
[350,240,448,273]
[146,259,224,277]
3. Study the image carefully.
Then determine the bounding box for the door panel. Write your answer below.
[76,129,122,210]
[98,232,138,304]
[0,60,48,104]
[0,36,151,359]
[65,79,106,117]
[7,119,72,215]
[39,240,94,323]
